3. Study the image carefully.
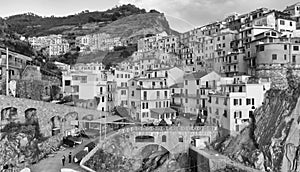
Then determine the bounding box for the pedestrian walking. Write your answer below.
[62,155,65,166]
[69,152,72,163]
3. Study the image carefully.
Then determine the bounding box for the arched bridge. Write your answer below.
[118,126,219,154]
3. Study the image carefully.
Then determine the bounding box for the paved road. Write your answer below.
[30,137,98,172]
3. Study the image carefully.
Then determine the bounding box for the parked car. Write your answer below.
[73,150,88,163]
[63,136,82,147]
[83,142,96,152]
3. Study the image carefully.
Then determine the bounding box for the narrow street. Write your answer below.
[30,137,99,172]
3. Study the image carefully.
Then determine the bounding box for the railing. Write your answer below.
[119,126,218,133]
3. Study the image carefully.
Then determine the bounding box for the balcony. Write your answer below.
[170,102,183,107]
[226,59,239,65]
[244,55,256,60]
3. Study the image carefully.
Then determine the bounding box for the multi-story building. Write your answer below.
[245,30,300,75]
[0,48,32,82]
[29,34,69,56]
[111,69,134,108]
[71,63,105,73]
[128,77,175,124]
[171,71,221,117]
[284,2,300,29]
[207,75,270,135]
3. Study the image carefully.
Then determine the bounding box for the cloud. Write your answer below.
[119,0,296,33]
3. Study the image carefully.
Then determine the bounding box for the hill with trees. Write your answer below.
[4,4,148,37]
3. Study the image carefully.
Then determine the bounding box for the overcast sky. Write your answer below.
[0,0,298,33]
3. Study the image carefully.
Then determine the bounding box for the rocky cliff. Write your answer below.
[214,69,300,172]
[96,13,178,41]
[85,132,188,172]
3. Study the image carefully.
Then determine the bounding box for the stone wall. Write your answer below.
[0,95,109,137]
[256,66,300,90]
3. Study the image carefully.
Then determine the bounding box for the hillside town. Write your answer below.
[1,2,300,172]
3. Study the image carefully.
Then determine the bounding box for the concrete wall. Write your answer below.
[0,95,108,137]
[121,126,219,154]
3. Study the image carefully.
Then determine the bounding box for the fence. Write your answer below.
[119,126,218,133]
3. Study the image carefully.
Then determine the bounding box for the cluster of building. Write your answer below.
[14,2,300,136]
[75,33,124,53]
[0,47,62,100]
[28,34,70,56]
[61,3,300,135]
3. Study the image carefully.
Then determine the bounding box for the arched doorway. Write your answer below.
[25,108,38,124]
[1,107,18,124]
[50,116,62,136]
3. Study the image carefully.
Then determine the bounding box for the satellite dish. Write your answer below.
[9,80,17,97]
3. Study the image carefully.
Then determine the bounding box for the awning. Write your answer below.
[87,115,125,124]
[150,108,176,119]
[150,108,176,115]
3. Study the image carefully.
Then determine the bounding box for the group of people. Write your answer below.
[62,152,72,166]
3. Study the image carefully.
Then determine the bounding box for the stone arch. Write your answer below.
[24,108,38,124]
[135,135,155,143]
[1,107,18,123]
[139,144,171,158]
[50,116,62,136]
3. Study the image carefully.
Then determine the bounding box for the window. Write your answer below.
[272,54,277,60]
[284,44,287,50]
[185,80,188,85]
[102,96,105,102]
[65,80,71,86]
[116,74,119,78]
[294,46,299,51]
[178,136,183,142]
[131,91,134,97]
[143,91,147,100]
[239,99,242,105]
[280,20,285,25]
[185,98,188,103]
[196,80,200,85]
[246,98,251,105]
[234,99,238,105]
[293,55,296,63]
[290,21,293,26]
[185,89,188,95]
[223,110,227,118]
[164,91,168,99]
[121,90,126,95]
[157,91,160,99]
[284,54,287,60]
[252,98,255,105]
[259,45,264,51]
[216,97,219,104]
[162,135,166,142]
[197,99,200,104]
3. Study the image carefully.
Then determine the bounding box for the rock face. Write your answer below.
[85,132,188,172]
[98,13,177,41]
[215,69,300,172]
[0,122,62,171]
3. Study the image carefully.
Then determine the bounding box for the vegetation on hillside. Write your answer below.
[102,44,137,66]
[4,4,147,37]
